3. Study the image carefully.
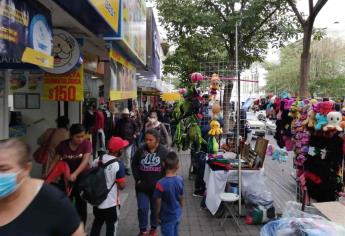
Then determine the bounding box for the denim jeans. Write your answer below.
[160,218,180,236]
[136,191,157,232]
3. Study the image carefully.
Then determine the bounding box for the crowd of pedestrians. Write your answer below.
[0,103,183,236]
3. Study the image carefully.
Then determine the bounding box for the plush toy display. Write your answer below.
[208,120,223,136]
[323,111,343,132]
[315,113,328,130]
[210,73,220,98]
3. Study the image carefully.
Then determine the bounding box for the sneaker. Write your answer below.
[125,168,131,176]
[149,228,158,236]
[138,232,148,236]
[193,190,204,197]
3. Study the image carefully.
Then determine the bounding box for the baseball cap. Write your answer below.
[108,137,129,152]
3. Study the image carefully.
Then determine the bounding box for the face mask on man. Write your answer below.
[0,171,24,199]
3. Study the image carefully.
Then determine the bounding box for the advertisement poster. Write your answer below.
[0,0,53,68]
[9,71,42,92]
[109,49,137,101]
[88,0,121,34]
[43,65,84,101]
[122,0,146,64]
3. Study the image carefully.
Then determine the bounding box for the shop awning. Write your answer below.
[137,79,163,92]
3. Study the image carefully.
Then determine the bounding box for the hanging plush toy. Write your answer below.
[302,110,316,128]
[208,120,223,136]
[315,113,328,130]
[191,72,204,84]
[209,73,220,99]
[323,111,343,132]
[212,103,222,120]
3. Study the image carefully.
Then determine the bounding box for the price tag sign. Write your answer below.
[43,65,84,101]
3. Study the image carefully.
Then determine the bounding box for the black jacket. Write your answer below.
[131,144,169,193]
[113,117,137,144]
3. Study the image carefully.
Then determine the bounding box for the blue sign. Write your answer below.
[0,0,53,68]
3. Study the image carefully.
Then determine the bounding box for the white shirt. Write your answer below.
[92,154,125,209]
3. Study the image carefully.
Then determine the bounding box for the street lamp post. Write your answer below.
[234,2,242,216]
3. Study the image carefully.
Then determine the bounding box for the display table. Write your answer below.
[312,202,345,227]
[203,160,264,215]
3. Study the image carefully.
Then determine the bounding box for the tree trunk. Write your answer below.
[223,81,234,132]
[299,24,313,97]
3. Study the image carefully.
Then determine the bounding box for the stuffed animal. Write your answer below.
[303,110,316,128]
[212,103,222,119]
[207,136,219,154]
[315,113,328,130]
[319,101,334,116]
[209,74,220,97]
[191,72,204,84]
[208,120,223,136]
[323,111,343,132]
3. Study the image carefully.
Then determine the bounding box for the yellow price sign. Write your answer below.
[89,0,121,34]
[43,66,84,101]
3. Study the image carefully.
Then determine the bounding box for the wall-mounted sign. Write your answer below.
[109,49,137,101]
[43,65,84,101]
[88,0,121,34]
[0,0,53,68]
[40,29,81,74]
[121,0,146,64]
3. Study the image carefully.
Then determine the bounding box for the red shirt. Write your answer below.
[56,139,92,172]
[95,110,105,130]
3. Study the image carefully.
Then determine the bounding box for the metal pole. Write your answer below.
[236,21,242,216]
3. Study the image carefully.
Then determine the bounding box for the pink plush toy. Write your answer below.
[191,72,204,84]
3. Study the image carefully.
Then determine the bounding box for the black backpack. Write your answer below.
[78,155,118,206]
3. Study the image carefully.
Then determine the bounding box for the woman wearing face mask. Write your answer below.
[54,124,92,224]
[131,129,169,236]
[0,139,85,236]
[145,112,170,148]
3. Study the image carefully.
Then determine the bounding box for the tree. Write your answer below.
[287,0,328,97]
[264,38,345,98]
[157,0,300,131]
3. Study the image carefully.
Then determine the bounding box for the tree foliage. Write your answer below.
[157,0,301,85]
[264,38,345,98]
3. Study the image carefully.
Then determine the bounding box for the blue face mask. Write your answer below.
[0,171,21,199]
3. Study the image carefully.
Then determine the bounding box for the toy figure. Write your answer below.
[208,120,223,136]
[209,73,220,99]
[319,101,334,116]
[191,72,204,84]
[323,111,343,132]
[302,110,316,128]
[315,113,328,130]
[212,103,222,120]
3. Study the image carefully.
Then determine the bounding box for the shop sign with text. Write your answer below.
[43,65,84,101]
[121,0,146,64]
[88,0,121,34]
[109,49,137,101]
[0,0,53,68]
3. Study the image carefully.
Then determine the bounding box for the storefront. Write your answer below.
[0,0,115,177]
